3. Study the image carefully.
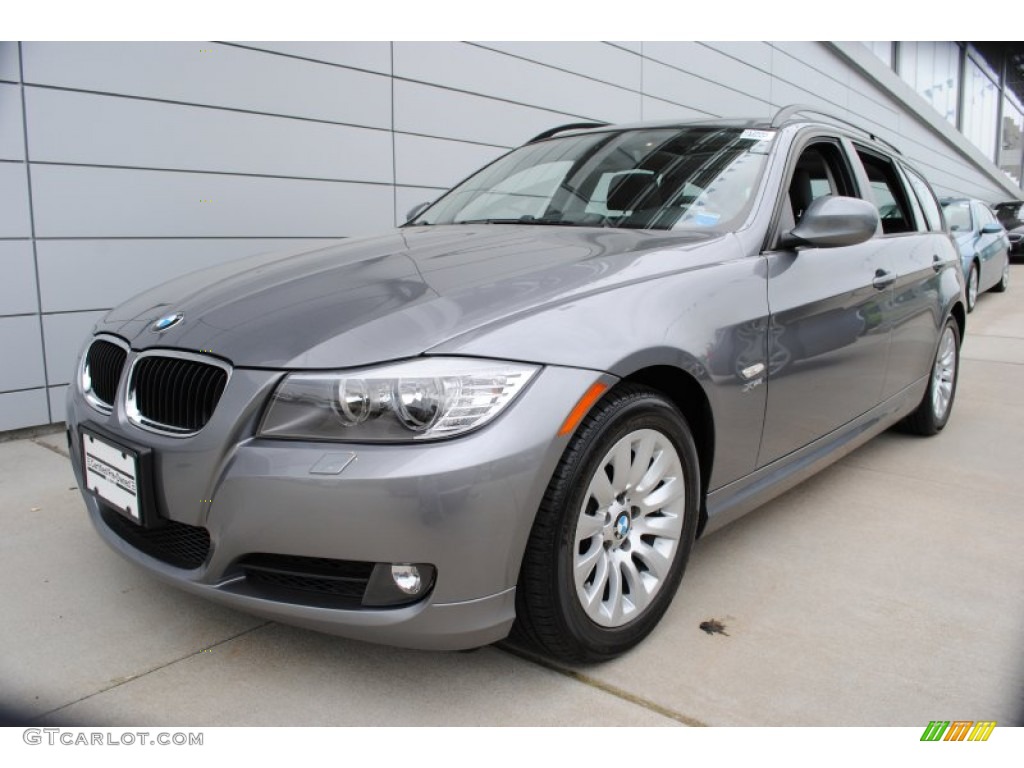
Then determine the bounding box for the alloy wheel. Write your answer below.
[573,428,685,628]
[931,326,957,422]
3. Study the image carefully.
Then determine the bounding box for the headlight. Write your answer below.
[259,357,540,442]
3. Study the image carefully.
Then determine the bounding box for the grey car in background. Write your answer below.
[66,106,966,662]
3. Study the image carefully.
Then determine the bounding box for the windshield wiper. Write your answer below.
[453,218,525,225]
[452,216,594,226]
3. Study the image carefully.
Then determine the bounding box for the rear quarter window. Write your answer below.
[903,166,945,232]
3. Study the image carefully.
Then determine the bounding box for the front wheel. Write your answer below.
[899,317,960,436]
[513,385,700,663]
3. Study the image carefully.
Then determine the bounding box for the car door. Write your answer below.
[973,203,1008,291]
[879,162,959,398]
[757,135,892,466]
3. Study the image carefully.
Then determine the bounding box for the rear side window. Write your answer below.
[898,167,927,233]
[855,148,918,235]
[903,166,944,232]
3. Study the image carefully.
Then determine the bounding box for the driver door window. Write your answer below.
[781,141,856,234]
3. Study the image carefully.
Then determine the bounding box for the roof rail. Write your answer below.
[770,104,903,156]
[528,121,611,143]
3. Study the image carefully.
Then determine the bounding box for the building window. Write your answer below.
[963,55,999,162]
[1000,95,1024,188]
[862,42,894,69]
[898,42,960,127]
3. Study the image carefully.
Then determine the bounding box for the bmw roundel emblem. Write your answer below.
[615,513,630,538]
[152,312,184,332]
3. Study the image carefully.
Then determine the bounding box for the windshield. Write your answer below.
[411,126,775,232]
[942,200,973,232]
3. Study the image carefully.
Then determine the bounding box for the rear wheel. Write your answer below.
[992,258,1009,293]
[899,317,960,436]
[966,263,979,312]
[514,385,700,663]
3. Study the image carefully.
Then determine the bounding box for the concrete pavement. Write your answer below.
[2,266,1022,726]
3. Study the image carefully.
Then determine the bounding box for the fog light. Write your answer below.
[391,563,422,594]
[362,562,436,607]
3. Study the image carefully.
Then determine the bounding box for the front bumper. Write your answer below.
[67,357,612,651]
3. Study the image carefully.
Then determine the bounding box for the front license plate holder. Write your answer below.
[81,426,158,527]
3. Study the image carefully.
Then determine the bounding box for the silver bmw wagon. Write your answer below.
[67,106,966,662]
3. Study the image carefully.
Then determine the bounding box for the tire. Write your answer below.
[991,257,1009,293]
[899,317,960,436]
[966,262,979,312]
[513,384,700,663]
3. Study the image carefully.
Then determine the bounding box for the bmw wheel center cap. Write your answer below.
[152,312,184,332]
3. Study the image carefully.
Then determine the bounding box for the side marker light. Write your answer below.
[558,382,609,436]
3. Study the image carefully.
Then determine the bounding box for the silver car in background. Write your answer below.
[940,197,1011,311]
[67,106,966,662]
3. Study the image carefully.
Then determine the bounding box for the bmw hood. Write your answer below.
[96,225,724,369]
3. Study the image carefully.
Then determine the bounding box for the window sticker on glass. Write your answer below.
[739,129,776,142]
[693,211,721,226]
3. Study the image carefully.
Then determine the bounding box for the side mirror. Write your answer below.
[780,196,879,249]
[405,202,431,223]
[980,222,1004,235]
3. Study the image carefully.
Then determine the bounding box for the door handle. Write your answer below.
[932,255,943,273]
[872,269,895,290]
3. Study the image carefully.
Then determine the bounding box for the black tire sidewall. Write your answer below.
[967,264,978,311]
[549,390,700,659]
[996,260,1009,292]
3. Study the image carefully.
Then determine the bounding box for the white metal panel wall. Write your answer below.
[0,40,1017,431]
[0,42,47,429]
[0,83,25,160]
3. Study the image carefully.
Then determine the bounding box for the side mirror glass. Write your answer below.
[780,196,880,249]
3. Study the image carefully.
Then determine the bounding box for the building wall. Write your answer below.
[0,40,1018,431]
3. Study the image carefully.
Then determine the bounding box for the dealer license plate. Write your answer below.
[82,431,141,521]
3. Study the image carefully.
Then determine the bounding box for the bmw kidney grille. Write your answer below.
[84,337,230,435]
